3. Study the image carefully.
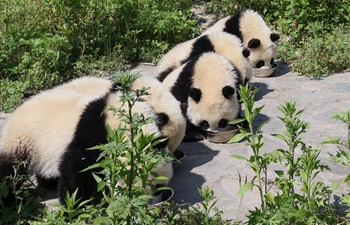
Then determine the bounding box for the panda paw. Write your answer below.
[182,132,204,142]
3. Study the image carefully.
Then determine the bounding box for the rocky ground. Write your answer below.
[1,3,349,223]
[1,64,349,222]
[129,63,350,221]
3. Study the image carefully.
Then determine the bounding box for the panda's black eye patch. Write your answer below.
[200,121,210,130]
[218,119,228,128]
[256,60,264,68]
[270,58,274,65]
[222,86,235,99]
[156,112,169,128]
[248,38,261,48]
[189,88,202,103]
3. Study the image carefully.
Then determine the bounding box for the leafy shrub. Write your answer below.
[0,0,198,112]
[230,86,344,224]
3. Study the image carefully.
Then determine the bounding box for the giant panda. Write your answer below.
[0,84,173,206]
[156,32,253,85]
[202,9,280,69]
[55,75,186,154]
[161,52,242,141]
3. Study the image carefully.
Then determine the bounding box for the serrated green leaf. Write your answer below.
[93,217,113,225]
[237,182,254,196]
[230,154,248,161]
[271,134,287,142]
[228,133,248,143]
[274,170,284,176]
[153,176,169,181]
[228,117,247,125]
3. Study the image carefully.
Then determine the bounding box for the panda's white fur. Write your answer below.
[162,52,241,136]
[131,75,186,153]
[55,75,186,154]
[202,9,279,68]
[55,76,114,96]
[0,85,173,205]
[156,32,252,85]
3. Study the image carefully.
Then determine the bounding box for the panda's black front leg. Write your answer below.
[182,122,206,142]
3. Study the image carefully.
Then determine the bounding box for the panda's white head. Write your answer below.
[131,75,186,153]
[185,52,241,132]
[107,92,174,192]
[202,10,280,69]
[237,10,280,68]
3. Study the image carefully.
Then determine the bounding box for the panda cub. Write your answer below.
[55,75,186,154]
[202,9,280,69]
[156,32,253,85]
[0,82,173,206]
[162,52,242,141]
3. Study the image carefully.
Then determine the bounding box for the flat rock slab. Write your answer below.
[1,64,349,221]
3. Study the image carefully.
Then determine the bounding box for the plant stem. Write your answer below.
[127,100,134,225]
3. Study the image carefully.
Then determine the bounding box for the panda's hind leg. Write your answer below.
[0,153,29,207]
[36,175,59,190]
[58,148,103,206]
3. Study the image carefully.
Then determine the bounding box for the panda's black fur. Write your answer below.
[58,94,110,204]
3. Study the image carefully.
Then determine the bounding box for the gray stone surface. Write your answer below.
[0,64,349,221]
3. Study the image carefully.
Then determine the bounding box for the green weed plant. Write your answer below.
[229,85,342,224]
[323,109,350,220]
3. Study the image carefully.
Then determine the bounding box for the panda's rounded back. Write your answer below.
[208,32,253,84]
[0,89,100,178]
[55,76,114,96]
[156,39,197,80]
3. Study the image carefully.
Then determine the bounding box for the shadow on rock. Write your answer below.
[332,194,350,216]
[271,62,291,77]
[170,141,218,205]
[252,82,274,101]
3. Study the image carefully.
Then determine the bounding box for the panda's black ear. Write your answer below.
[270,33,280,42]
[222,86,235,99]
[248,39,260,48]
[242,49,250,58]
[180,102,188,115]
[156,112,169,128]
[152,136,169,150]
[189,88,202,103]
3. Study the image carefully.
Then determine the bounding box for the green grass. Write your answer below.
[0,0,198,112]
